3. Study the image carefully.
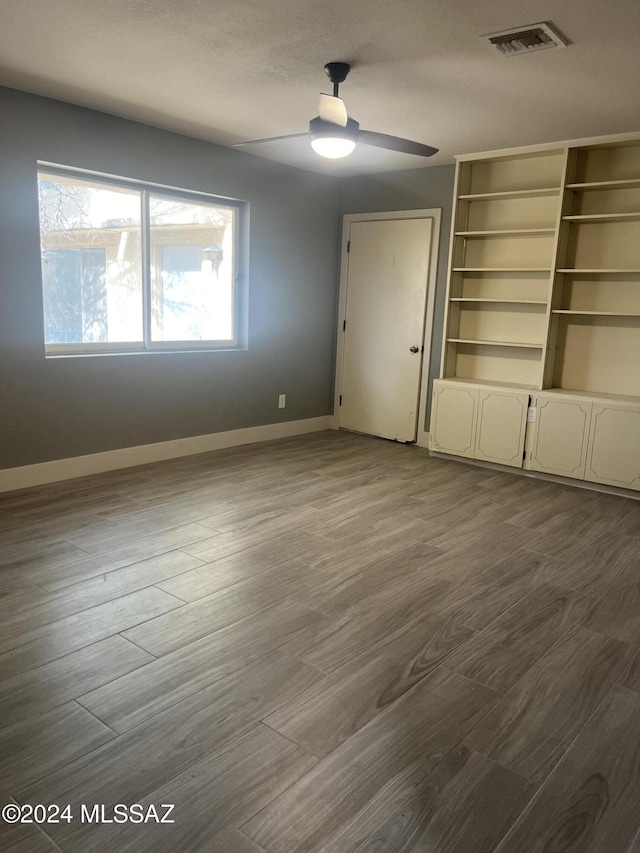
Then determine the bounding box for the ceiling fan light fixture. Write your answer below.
[309,117,359,159]
[310,137,356,159]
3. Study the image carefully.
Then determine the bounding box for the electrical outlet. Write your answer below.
[278,394,286,409]
[527,406,537,423]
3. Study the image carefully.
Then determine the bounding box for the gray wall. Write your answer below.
[339,164,456,428]
[0,87,343,468]
[0,86,456,470]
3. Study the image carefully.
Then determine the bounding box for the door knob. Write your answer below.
[409,345,419,353]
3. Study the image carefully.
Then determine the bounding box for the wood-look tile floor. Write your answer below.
[1,430,640,852]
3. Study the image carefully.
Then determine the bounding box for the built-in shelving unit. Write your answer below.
[432,132,640,491]
[441,147,565,388]
[551,139,640,397]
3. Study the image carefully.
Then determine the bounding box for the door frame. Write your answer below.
[332,208,442,447]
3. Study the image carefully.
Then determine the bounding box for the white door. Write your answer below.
[339,218,432,442]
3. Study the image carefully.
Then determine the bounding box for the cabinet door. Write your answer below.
[429,382,478,458]
[475,390,529,468]
[585,403,640,490]
[528,396,592,478]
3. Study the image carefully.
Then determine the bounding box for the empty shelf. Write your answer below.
[453,268,552,273]
[563,212,640,222]
[455,228,555,237]
[566,179,640,191]
[447,338,544,349]
[557,268,640,274]
[553,310,640,317]
[458,188,561,201]
[445,376,536,390]
[450,298,547,304]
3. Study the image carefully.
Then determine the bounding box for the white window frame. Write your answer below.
[38,164,246,357]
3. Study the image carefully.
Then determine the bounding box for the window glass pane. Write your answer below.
[149,196,235,342]
[38,173,143,344]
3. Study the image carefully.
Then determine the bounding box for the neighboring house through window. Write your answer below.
[37,167,243,355]
[42,247,107,344]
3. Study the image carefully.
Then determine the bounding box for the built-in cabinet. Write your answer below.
[430,131,640,493]
[475,387,529,466]
[526,394,592,479]
[430,381,478,458]
[525,392,640,490]
[430,380,528,468]
[585,400,640,489]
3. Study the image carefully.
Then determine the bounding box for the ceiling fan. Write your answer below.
[234,62,438,160]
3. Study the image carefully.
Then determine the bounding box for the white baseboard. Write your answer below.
[0,416,332,493]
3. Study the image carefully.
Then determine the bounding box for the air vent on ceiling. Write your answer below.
[486,22,569,56]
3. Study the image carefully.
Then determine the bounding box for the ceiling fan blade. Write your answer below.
[358,130,438,157]
[318,94,348,127]
[233,133,308,147]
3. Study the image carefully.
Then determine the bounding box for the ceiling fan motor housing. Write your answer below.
[324,62,351,84]
[324,62,351,97]
[309,116,360,142]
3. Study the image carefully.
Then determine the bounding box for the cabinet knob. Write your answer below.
[409,345,419,353]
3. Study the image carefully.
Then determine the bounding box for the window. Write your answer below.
[37,167,242,355]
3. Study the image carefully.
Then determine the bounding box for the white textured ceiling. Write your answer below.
[2,0,640,176]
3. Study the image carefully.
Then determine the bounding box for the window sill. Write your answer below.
[45,345,246,359]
